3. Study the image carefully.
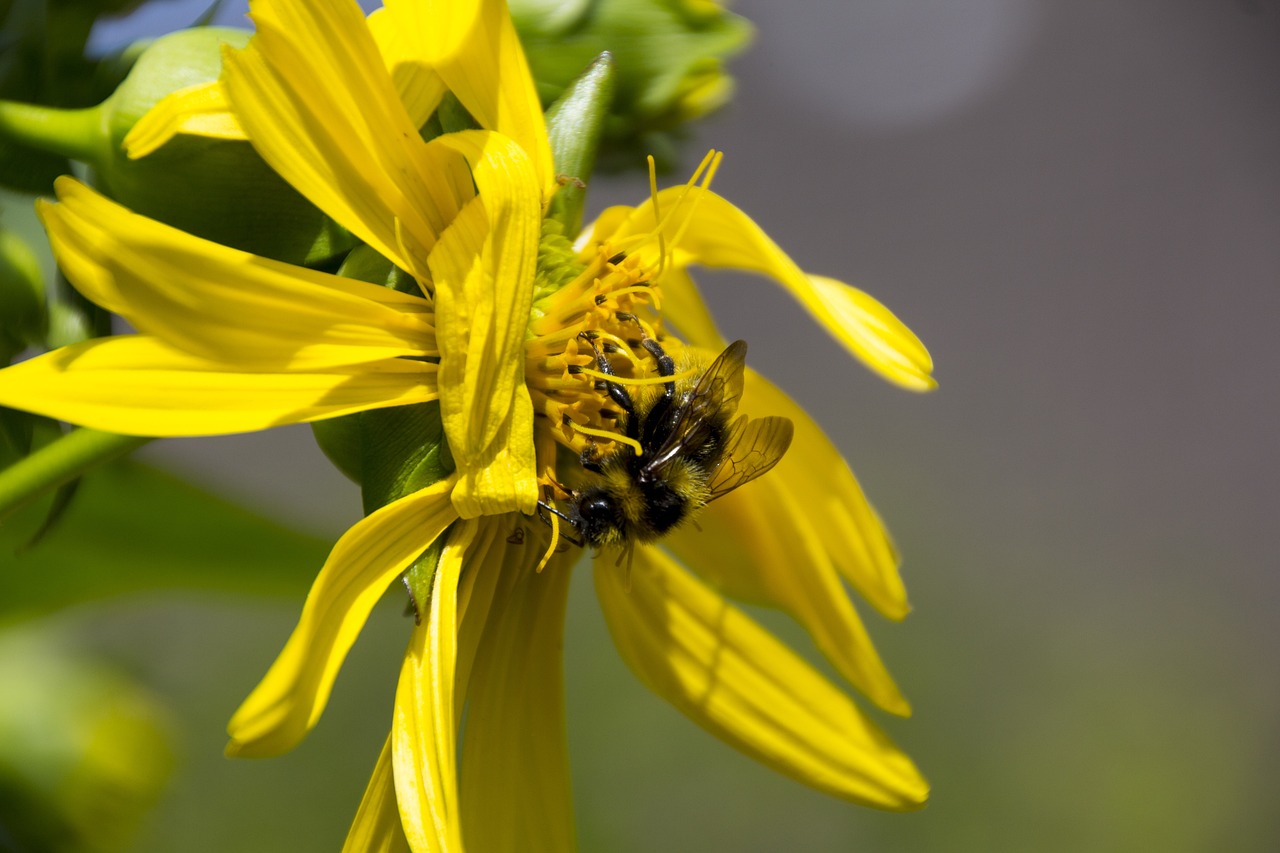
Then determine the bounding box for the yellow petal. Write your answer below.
[666,481,910,716]
[367,7,447,129]
[595,547,928,810]
[227,478,459,757]
[428,131,540,518]
[614,188,936,390]
[458,536,576,852]
[807,275,935,391]
[393,519,474,853]
[342,737,412,853]
[123,80,245,159]
[0,337,437,437]
[385,0,555,197]
[222,0,472,281]
[39,179,436,370]
[742,369,909,620]
[651,265,724,350]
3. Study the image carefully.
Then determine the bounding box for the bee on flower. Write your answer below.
[0,0,936,848]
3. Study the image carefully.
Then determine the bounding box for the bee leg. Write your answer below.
[615,312,679,451]
[577,331,640,437]
[579,444,605,474]
[615,311,676,396]
[535,500,585,548]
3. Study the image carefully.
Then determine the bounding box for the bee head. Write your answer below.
[571,487,627,547]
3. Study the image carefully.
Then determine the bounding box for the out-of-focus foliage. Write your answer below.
[0,0,151,192]
[0,623,174,853]
[0,226,44,364]
[510,0,752,169]
[0,458,332,617]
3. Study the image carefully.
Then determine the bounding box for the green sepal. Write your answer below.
[545,52,616,235]
[400,523,451,623]
[0,28,356,266]
[94,28,355,266]
[313,245,453,512]
[357,403,454,516]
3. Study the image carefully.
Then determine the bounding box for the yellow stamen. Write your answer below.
[570,423,644,457]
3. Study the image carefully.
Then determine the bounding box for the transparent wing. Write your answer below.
[706,414,794,501]
[645,340,748,473]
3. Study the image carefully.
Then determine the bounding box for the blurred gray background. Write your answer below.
[59,0,1280,850]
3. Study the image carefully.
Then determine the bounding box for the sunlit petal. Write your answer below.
[342,736,412,853]
[596,547,928,810]
[607,188,935,390]
[367,7,447,129]
[227,478,459,757]
[39,179,436,370]
[459,541,576,852]
[222,0,472,281]
[742,369,909,620]
[385,0,555,197]
[393,519,474,853]
[666,481,911,716]
[123,80,245,158]
[429,131,540,518]
[0,337,437,437]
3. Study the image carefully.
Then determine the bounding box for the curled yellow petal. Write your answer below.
[0,338,437,437]
[342,737,412,853]
[393,519,474,853]
[227,478,459,757]
[807,274,935,391]
[595,547,928,810]
[428,131,540,518]
[385,0,555,197]
[666,480,911,717]
[39,178,436,370]
[222,0,472,281]
[459,537,576,852]
[606,188,936,390]
[124,80,245,159]
[367,7,447,129]
[742,369,909,620]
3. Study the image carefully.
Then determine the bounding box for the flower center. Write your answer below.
[525,241,679,469]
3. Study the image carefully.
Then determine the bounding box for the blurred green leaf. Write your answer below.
[0,460,331,618]
[0,0,151,193]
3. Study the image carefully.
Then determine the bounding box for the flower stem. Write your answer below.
[0,100,106,167]
[0,429,151,521]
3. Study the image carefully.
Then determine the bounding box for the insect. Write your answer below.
[543,329,794,549]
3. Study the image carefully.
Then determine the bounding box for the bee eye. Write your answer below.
[580,494,616,521]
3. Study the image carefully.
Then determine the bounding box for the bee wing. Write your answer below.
[706,414,794,501]
[646,340,749,472]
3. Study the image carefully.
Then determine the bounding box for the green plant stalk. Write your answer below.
[0,429,151,521]
[0,101,106,168]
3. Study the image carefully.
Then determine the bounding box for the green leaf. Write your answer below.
[545,52,616,235]
[0,460,331,619]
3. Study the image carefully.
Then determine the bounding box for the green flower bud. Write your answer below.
[0,228,46,364]
[511,0,753,169]
[0,28,354,266]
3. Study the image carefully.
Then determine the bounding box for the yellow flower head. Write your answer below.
[0,0,937,847]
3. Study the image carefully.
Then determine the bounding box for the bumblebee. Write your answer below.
[546,332,794,549]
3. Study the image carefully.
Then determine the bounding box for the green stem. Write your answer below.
[0,100,106,166]
[0,429,151,521]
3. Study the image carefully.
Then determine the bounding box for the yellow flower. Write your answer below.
[0,0,938,847]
